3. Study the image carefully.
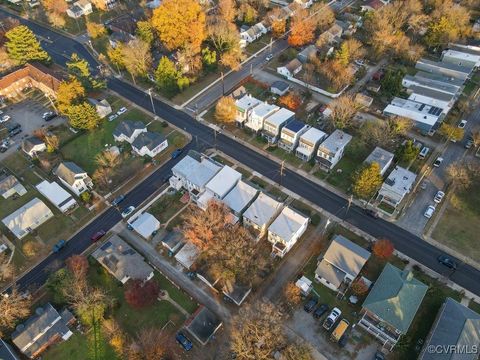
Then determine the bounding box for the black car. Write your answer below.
[374,351,385,360]
[303,298,318,313]
[43,112,57,121]
[0,146,7,153]
[111,194,125,206]
[338,331,349,348]
[364,209,379,219]
[313,304,329,319]
[9,127,22,136]
[437,255,458,270]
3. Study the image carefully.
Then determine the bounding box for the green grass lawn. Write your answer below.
[149,192,185,224]
[469,300,480,314]
[213,155,234,167]
[236,166,252,178]
[268,186,288,202]
[266,146,305,167]
[154,270,198,314]
[2,153,44,185]
[171,70,221,105]
[250,176,268,189]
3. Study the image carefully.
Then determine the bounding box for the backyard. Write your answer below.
[149,191,187,224]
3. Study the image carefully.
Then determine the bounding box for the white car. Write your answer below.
[0,115,11,123]
[433,157,443,167]
[424,205,436,219]
[108,114,118,122]
[434,191,445,204]
[354,59,366,66]
[265,54,273,62]
[458,119,467,129]
[323,307,342,330]
[117,107,127,115]
[121,206,135,218]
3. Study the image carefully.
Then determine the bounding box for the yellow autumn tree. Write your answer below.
[215,96,237,123]
[352,162,383,200]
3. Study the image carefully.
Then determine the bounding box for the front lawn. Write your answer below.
[149,192,185,224]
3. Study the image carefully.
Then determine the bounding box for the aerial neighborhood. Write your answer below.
[0,0,480,359]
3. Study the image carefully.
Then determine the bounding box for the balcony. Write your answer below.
[358,312,400,351]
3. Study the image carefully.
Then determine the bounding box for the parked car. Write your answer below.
[42,111,57,121]
[116,107,127,115]
[364,209,379,219]
[313,304,329,319]
[52,239,66,253]
[338,331,349,348]
[465,139,474,149]
[434,191,445,204]
[265,53,273,62]
[121,206,135,218]
[111,194,125,206]
[9,127,22,136]
[458,119,467,129]
[433,157,443,167]
[108,114,118,122]
[323,307,341,330]
[424,205,436,219]
[437,255,458,270]
[303,298,318,313]
[331,319,349,342]
[0,115,10,123]
[0,146,7,153]
[354,59,365,66]
[175,332,193,351]
[171,148,184,159]
[373,351,385,360]
[418,146,430,159]
[91,230,106,242]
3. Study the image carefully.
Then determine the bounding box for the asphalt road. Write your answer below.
[3,8,480,297]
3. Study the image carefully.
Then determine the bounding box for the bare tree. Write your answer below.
[0,254,14,283]
[326,95,360,130]
[95,149,121,169]
[0,287,31,337]
[446,163,471,189]
[136,328,168,360]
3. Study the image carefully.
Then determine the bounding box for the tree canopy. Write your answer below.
[5,25,50,64]
[352,162,383,200]
[215,96,237,123]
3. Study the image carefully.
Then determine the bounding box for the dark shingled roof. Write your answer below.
[185,307,222,345]
[132,131,166,151]
[271,80,289,92]
[113,120,146,138]
[21,137,44,153]
[0,339,19,360]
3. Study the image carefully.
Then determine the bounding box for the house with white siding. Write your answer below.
[268,207,309,257]
[296,127,327,161]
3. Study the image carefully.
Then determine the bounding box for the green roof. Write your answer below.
[362,263,428,333]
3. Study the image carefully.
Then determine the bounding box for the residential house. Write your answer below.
[415,58,474,81]
[88,98,112,118]
[295,276,313,296]
[92,234,154,284]
[335,19,356,36]
[0,339,19,360]
[316,130,352,170]
[442,49,480,68]
[185,307,222,345]
[448,43,480,57]
[36,180,77,213]
[113,120,147,143]
[358,264,428,350]
[243,192,283,238]
[55,162,93,196]
[240,23,267,43]
[412,70,465,89]
[361,0,385,11]
[128,212,160,239]
[318,23,343,44]
[294,0,313,8]
[419,297,480,360]
[402,74,461,96]
[235,94,262,127]
[175,242,199,269]
[383,97,443,134]
[169,152,221,202]
[2,198,54,239]
[198,166,241,209]
[270,81,290,96]
[131,131,168,158]
[277,59,303,78]
[262,107,295,143]
[296,127,327,161]
[222,180,259,218]
[0,62,63,99]
[66,0,93,18]
[11,303,75,359]
[315,235,371,292]
[0,174,26,199]
[106,14,137,48]
[245,103,279,133]
[364,147,394,176]
[223,283,252,306]
[278,120,310,152]
[376,166,416,209]
[268,206,309,257]
[297,44,317,64]
[407,85,455,114]
[22,137,46,157]
[355,93,374,108]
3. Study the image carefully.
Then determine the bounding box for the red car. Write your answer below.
[90,230,106,242]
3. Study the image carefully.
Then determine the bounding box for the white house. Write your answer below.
[243,192,283,238]
[364,147,394,176]
[415,58,473,81]
[2,198,54,239]
[88,98,112,119]
[175,242,200,269]
[222,180,259,218]
[36,180,77,213]
[66,0,92,18]
[296,127,327,161]
[0,174,27,199]
[113,120,147,143]
[270,81,290,96]
[262,107,295,144]
[277,59,302,78]
[294,0,313,8]
[402,74,461,96]
[317,130,352,170]
[268,207,309,257]
[128,212,160,239]
[377,166,416,209]
[441,49,480,68]
[240,23,267,43]
[197,166,241,209]
[131,132,168,158]
[22,137,46,157]
[235,94,262,127]
[315,235,371,292]
[407,85,455,113]
[55,162,93,196]
[279,120,310,152]
[245,103,279,133]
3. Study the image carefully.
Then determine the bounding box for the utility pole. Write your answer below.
[214,129,217,149]
[269,37,273,52]
[250,63,253,75]
[346,194,353,213]
[279,160,285,186]
[147,88,156,117]
[221,71,225,95]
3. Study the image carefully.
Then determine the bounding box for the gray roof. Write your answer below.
[172,153,221,189]
[321,235,370,278]
[55,162,86,186]
[414,71,465,87]
[364,147,394,171]
[11,303,74,358]
[0,174,20,196]
[21,137,44,153]
[409,85,456,102]
[271,80,289,92]
[421,298,480,360]
[362,263,428,333]
[113,120,146,138]
[0,339,19,360]
[186,307,222,345]
[92,234,154,283]
[131,131,166,151]
[297,45,317,63]
[319,130,352,155]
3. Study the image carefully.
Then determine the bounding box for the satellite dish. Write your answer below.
[15,324,25,332]
[35,307,45,316]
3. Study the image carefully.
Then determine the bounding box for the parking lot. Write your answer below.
[0,94,65,160]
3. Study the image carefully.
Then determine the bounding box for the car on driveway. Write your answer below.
[91,230,106,242]
[373,351,385,360]
[121,206,135,218]
[437,255,457,270]
[116,107,127,115]
[108,113,118,122]
[313,304,329,319]
[434,191,445,204]
[0,115,11,123]
[465,138,474,149]
[303,297,318,313]
[52,239,66,253]
[323,307,341,330]
[424,205,435,218]
[111,194,125,206]
[433,157,443,167]
[458,119,467,129]
[175,332,193,351]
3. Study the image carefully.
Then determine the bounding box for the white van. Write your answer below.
[418,146,430,159]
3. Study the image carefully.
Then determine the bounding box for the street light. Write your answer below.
[220,71,225,95]
[147,88,156,117]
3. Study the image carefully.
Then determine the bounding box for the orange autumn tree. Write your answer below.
[288,9,316,47]
[278,93,302,111]
[351,278,369,295]
[372,239,394,259]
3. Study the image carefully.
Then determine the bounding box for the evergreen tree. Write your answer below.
[66,102,101,130]
[5,25,50,64]
[154,56,180,94]
[67,53,104,90]
[136,21,154,46]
